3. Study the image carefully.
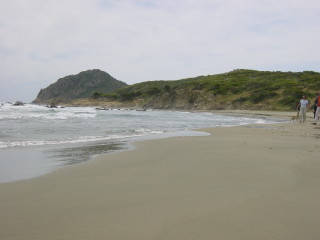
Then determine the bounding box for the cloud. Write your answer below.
[0,0,320,102]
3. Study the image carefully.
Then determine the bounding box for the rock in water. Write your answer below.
[12,101,24,106]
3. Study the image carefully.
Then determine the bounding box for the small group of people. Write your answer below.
[297,91,320,124]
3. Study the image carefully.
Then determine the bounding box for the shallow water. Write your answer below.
[0,103,282,183]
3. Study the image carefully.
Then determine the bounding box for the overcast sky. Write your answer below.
[1,0,319,102]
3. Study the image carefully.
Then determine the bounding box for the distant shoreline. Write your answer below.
[32,98,301,112]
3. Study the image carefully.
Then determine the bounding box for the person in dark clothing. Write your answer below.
[312,95,318,118]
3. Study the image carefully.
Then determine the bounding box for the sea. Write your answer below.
[0,103,283,183]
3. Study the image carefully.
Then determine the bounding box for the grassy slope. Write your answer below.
[92,69,320,110]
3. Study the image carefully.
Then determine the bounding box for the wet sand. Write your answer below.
[1,111,320,240]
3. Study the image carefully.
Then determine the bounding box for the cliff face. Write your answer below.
[33,69,127,104]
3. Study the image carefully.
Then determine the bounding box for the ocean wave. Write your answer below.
[0,129,165,149]
[0,104,97,120]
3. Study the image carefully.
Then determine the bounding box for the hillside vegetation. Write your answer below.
[33,69,127,104]
[92,69,320,111]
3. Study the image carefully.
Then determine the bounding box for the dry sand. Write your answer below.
[1,111,320,240]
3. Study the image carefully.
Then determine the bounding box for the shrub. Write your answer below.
[278,97,298,108]
[146,87,161,96]
[92,92,104,98]
[233,97,248,103]
[164,85,171,92]
[119,91,141,101]
[249,91,278,103]
[210,83,228,95]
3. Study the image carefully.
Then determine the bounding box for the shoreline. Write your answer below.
[0,109,283,183]
[1,111,320,239]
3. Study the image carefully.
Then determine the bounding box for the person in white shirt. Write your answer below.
[297,95,309,123]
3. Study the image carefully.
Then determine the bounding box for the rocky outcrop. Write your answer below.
[33,69,127,104]
[12,101,25,106]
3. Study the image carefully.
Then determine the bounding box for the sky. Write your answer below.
[1,0,320,102]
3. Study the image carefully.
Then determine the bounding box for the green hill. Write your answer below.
[33,69,127,104]
[94,69,320,110]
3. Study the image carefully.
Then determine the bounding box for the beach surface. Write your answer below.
[1,111,320,240]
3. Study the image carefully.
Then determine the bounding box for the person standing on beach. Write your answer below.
[314,91,320,125]
[297,95,309,123]
[312,93,318,118]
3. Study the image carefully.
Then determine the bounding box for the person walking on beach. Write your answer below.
[312,93,318,118]
[297,95,309,123]
[314,91,320,125]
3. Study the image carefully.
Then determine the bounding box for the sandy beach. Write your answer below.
[1,111,320,240]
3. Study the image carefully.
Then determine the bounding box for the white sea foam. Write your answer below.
[0,104,96,120]
[0,105,280,150]
[0,104,283,183]
[0,129,165,149]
